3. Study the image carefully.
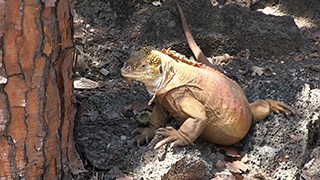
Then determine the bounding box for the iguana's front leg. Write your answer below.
[154,97,207,149]
[133,100,168,146]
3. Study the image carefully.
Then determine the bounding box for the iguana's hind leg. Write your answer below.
[250,99,295,124]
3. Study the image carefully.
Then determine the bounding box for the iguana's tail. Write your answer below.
[177,3,220,70]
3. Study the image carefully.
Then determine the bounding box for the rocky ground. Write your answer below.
[72,0,320,179]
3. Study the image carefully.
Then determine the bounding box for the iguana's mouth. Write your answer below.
[121,64,154,81]
[121,63,136,79]
[121,67,140,79]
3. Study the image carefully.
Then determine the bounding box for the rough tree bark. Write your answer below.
[0,0,83,179]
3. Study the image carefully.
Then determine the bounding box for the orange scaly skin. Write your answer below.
[121,48,295,149]
[156,57,252,145]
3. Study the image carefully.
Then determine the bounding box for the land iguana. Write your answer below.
[121,47,295,149]
[121,4,294,149]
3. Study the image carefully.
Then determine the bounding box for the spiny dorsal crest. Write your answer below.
[161,48,205,68]
[141,46,161,66]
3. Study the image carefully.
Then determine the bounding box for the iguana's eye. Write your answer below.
[159,66,163,73]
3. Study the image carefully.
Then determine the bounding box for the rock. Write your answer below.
[140,0,303,57]
[244,84,320,179]
[133,135,224,180]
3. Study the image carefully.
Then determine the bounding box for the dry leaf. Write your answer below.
[122,104,133,113]
[251,66,264,76]
[212,155,248,180]
[83,111,99,118]
[210,53,234,66]
[311,45,320,52]
[215,160,226,170]
[132,101,151,113]
[241,154,248,163]
[106,111,121,119]
[301,169,313,180]
[293,55,303,61]
[250,66,264,76]
[130,32,139,39]
[107,166,122,174]
[290,134,300,142]
[263,68,272,76]
[304,158,315,169]
[278,154,290,162]
[123,101,151,115]
[152,1,162,6]
[226,160,248,173]
[310,53,320,58]
[237,49,250,57]
[250,66,272,76]
[225,154,249,173]
[220,146,241,158]
[309,64,320,72]
[211,173,235,180]
[73,77,99,89]
[306,29,320,42]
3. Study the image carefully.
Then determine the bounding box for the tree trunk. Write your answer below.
[0,0,83,179]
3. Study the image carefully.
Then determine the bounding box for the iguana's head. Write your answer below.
[121,47,174,94]
[121,47,162,82]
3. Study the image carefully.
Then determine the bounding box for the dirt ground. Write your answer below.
[72,0,320,179]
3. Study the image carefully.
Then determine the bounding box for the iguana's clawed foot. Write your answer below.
[132,127,155,147]
[154,126,189,149]
[266,99,296,115]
